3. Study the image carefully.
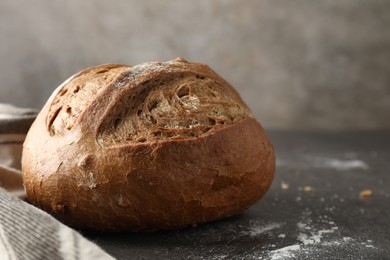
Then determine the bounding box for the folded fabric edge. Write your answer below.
[0,188,114,260]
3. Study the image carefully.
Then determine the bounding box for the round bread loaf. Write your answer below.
[22,58,275,231]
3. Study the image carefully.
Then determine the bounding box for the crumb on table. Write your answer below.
[359,189,373,198]
[281,181,289,190]
[304,186,313,192]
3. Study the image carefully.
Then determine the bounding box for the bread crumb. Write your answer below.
[304,186,313,192]
[281,181,289,190]
[359,189,372,198]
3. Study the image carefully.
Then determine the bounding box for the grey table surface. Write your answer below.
[84,131,390,259]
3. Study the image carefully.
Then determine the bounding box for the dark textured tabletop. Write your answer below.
[84,132,390,259]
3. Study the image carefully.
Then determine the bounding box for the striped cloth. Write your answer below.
[0,103,113,260]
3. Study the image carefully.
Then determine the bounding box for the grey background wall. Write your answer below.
[0,0,389,130]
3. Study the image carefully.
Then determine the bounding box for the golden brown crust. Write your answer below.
[22,58,275,231]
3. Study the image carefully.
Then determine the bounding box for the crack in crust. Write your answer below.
[46,64,130,136]
[97,73,252,146]
[46,59,252,146]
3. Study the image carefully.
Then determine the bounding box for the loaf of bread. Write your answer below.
[22,58,275,231]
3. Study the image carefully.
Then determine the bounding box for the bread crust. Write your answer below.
[22,58,275,231]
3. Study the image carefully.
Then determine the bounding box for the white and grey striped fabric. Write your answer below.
[0,103,114,260]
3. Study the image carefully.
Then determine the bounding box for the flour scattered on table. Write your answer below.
[362,240,375,249]
[268,244,301,260]
[247,222,282,237]
[277,155,369,171]
[296,210,338,246]
[324,158,369,170]
[264,208,378,259]
[180,208,379,260]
